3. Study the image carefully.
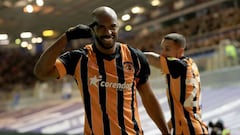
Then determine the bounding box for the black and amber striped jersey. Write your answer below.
[55,43,150,135]
[159,56,208,135]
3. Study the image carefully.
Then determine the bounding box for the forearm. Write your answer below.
[143,52,161,69]
[34,34,68,80]
[142,94,169,134]
[137,82,169,134]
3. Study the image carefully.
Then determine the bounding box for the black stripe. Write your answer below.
[193,96,197,114]
[180,73,186,105]
[129,48,140,134]
[199,118,206,134]
[128,46,139,77]
[116,46,127,135]
[81,55,93,134]
[180,74,195,134]
[184,110,195,134]
[167,75,176,135]
[96,56,110,135]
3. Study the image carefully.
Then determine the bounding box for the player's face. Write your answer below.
[93,16,119,50]
[160,39,182,58]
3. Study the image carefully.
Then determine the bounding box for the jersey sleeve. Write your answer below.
[55,49,84,79]
[160,56,187,78]
[135,49,150,85]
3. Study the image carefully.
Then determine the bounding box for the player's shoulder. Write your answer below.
[70,48,87,55]
[120,42,148,65]
[62,48,88,60]
[119,42,144,55]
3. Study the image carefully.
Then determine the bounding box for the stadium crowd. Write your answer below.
[0,48,39,91]
[0,0,240,94]
[123,3,240,53]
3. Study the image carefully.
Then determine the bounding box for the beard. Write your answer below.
[95,35,116,49]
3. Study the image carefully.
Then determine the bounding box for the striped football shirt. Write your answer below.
[160,56,208,135]
[55,43,150,135]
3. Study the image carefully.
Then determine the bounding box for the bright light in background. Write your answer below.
[36,0,44,7]
[124,25,133,31]
[32,37,43,43]
[20,41,34,50]
[15,38,21,45]
[21,41,28,48]
[0,34,9,45]
[0,34,8,40]
[27,43,33,50]
[151,0,161,6]
[24,4,34,13]
[42,30,55,37]
[121,14,131,21]
[20,32,33,38]
[131,6,145,14]
[0,40,9,45]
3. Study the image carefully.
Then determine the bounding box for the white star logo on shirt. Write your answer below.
[90,75,101,87]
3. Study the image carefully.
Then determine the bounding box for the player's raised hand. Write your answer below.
[65,24,92,41]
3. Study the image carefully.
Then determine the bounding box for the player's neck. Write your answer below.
[95,43,117,55]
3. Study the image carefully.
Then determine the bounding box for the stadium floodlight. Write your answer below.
[20,32,33,38]
[42,29,55,37]
[0,34,8,40]
[36,0,44,7]
[151,0,161,7]
[121,14,131,21]
[24,4,34,13]
[131,6,145,14]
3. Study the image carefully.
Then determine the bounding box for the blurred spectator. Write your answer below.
[122,2,240,53]
[11,85,21,108]
[0,48,39,92]
[224,39,238,66]
[208,119,230,135]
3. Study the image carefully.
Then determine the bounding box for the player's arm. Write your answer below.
[136,51,169,134]
[137,81,169,134]
[143,52,161,69]
[34,24,92,80]
[34,34,68,80]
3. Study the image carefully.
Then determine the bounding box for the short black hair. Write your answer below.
[164,33,186,49]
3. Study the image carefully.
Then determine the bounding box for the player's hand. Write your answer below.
[65,24,92,41]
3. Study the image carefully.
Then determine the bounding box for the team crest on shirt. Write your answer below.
[123,61,134,73]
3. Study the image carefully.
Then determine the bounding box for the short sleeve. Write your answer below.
[160,56,187,78]
[135,49,150,85]
[57,49,84,77]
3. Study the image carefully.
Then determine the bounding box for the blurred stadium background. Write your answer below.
[1,0,240,134]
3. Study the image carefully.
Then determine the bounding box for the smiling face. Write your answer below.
[160,39,184,58]
[91,7,119,54]
[94,17,119,49]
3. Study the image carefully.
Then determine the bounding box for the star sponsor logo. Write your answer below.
[89,75,133,90]
[89,75,102,87]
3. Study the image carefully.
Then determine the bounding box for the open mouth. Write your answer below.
[102,36,113,42]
